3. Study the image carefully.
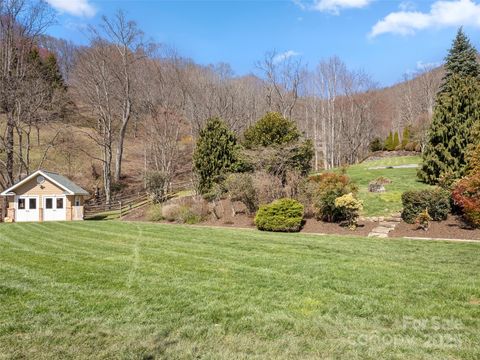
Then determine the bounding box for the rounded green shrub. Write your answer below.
[401,188,451,224]
[369,137,384,152]
[255,198,304,232]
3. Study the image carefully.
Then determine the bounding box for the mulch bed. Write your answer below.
[123,205,480,241]
[301,218,376,236]
[199,214,256,229]
[390,215,480,241]
[201,215,376,236]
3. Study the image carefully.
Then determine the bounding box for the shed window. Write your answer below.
[29,198,37,210]
[18,198,25,210]
[45,198,53,209]
[56,198,64,209]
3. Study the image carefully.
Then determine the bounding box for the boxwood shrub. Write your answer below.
[255,198,304,232]
[401,188,451,224]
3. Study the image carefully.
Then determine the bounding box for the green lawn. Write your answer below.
[1,221,479,359]
[344,155,433,216]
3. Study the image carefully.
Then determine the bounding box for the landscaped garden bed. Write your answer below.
[391,215,480,241]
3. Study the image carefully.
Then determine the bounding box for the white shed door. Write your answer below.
[16,196,40,222]
[43,196,67,221]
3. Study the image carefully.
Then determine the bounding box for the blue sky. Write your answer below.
[47,0,480,86]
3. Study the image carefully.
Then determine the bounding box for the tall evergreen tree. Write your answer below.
[443,27,480,83]
[418,29,480,184]
[43,53,65,90]
[418,75,480,184]
[393,131,400,149]
[385,131,394,151]
[193,118,239,195]
[402,126,410,148]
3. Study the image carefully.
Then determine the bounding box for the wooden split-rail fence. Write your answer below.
[84,180,192,220]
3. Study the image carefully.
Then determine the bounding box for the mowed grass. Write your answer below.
[345,155,432,216]
[1,222,480,359]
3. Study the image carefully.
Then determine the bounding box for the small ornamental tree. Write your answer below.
[193,118,239,195]
[242,112,313,182]
[311,172,358,222]
[243,112,300,148]
[334,193,363,229]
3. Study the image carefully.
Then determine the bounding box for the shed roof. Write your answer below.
[0,170,89,196]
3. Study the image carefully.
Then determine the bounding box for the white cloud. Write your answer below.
[370,0,480,37]
[273,50,300,63]
[293,0,373,14]
[416,60,442,70]
[46,0,96,17]
[399,1,417,11]
[313,0,373,14]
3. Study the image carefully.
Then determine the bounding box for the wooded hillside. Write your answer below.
[0,0,449,201]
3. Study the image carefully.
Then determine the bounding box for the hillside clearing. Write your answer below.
[344,155,432,216]
[1,222,479,359]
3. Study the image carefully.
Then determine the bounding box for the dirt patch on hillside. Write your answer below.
[390,215,480,241]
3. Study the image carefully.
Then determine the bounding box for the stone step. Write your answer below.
[368,233,388,238]
[379,222,398,228]
[371,226,392,234]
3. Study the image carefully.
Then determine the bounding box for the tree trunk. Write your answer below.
[114,120,128,182]
[104,144,112,204]
[5,113,15,187]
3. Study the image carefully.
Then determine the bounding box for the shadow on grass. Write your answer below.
[85,214,110,221]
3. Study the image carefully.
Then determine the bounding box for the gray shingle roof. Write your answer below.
[42,171,89,195]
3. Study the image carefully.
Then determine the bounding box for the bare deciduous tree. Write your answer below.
[0,0,54,187]
[257,50,304,119]
[72,10,145,201]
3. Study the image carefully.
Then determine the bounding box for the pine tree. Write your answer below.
[193,118,239,194]
[466,121,480,174]
[418,75,480,184]
[393,131,400,149]
[419,29,480,184]
[402,126,410,148]
[243,112,300,148]
[43,53,65,89]
[443,27,480,84]
[385,132,394,151]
